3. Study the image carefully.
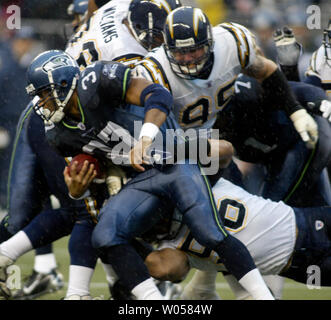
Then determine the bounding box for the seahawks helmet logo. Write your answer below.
[42,55,75,73]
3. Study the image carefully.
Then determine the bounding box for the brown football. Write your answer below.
[68,153,104,179]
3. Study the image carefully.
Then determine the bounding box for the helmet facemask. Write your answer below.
[26,51,80,124]
[128,11,165,51]
[28,72,78,124]
[165,40,213,79]
[163,6,214,80]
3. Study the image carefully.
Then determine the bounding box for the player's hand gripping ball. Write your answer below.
[68,153,104,179]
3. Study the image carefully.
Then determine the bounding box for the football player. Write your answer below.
[64,0,89,41]
[0,98,105,300]
[133,6,318,148]
[216,74,331,208]
[131,5,329,299]
[65,0,182,70]
[21,49,274,300]
[0,0,184,300]
[143,176,331,299]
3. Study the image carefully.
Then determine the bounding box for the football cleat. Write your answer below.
[109,280,134,300]
[0,254,14,299]
[12,268,64,300]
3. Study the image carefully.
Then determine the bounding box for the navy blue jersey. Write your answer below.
[215,75,327,164]
[46,61,197,173]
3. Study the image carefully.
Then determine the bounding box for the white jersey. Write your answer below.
[65,0,147,69]
[305,45,331,99]
[159,178,297,275]
[134,22,257,129]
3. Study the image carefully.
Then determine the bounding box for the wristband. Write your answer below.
[139,122,160,140]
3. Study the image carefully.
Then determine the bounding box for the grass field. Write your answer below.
[12,235,331,300]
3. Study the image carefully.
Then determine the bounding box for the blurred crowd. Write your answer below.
[0,0,330,210]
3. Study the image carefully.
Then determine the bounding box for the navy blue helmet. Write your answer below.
[323,18,331,63]
[26,50,80,123]
[127,0,182,51]
[163,6,213,79]
[65,0,89,40]
[67,0,88,16]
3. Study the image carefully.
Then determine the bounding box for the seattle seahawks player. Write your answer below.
[23,49,274,300]
[0,0,184,300]
[143,176,331,298]
[216,74,331,208]
[0,98,105,300]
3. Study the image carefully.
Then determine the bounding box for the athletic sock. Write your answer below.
[34,253,57,274]
[131,277,164,300]
[0,231,33,261]
[66,265,94,297]
[238,269,274,300]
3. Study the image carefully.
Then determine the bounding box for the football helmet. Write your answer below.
[127,0,182,51]
[163,6,214,79]
[26,50,80,123]
[323,18,331,63]
[67,0,88,16]
[64,0,88,40]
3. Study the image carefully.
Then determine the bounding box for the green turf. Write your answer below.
[12,236,331,300]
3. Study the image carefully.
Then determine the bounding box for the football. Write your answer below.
[68,153,104,179]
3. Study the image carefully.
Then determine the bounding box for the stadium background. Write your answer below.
[0,0,331,300]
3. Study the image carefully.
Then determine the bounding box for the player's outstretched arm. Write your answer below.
[125,77,173,172]
[243,51,318,149]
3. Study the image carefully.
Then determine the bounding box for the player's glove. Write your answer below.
[289,109,318,149]
[106,165,128,196]
[319,100,331,122]
[273,26,302,66]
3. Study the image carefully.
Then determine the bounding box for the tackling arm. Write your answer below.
[125,77,173,172]
[243,49,318,149]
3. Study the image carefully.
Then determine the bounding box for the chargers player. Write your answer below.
[131,6,328,299]
[143,177,331,299]
[133,6,318,148]
[65,0,182,69]
[19,49,274,300]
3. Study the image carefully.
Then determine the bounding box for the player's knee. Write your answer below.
[145,248,190,282]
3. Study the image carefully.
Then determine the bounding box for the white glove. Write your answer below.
[106,165,128,196]
[273,27,302,66]
[319,100,331,122]
[290,109,318,149]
